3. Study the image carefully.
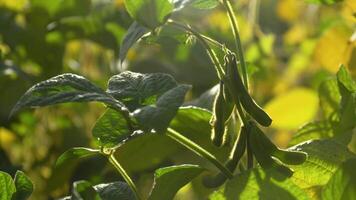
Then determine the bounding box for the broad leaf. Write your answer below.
[210,168,310,200]
[11,74,125,116]
[124,0,174,29]
[133,85,191,133]
[289,139,356,197]
[318,78,340,120]
[119,22,149,64]
[12,171,34,200]
[289,121,333,146]
[321,158,356,200]
[56,147,100,169]
[107,71,177,110]
[148,165,204,200]
[72,180,101,200]
[94,182,135,200]
[0,171,16,200]
[92,109,132,148]
[190,0,219,9]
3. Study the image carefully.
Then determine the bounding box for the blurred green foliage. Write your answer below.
[0,0,355,199]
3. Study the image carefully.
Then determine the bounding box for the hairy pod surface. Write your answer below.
[225,54,272,127]
[211,81,234,147]
[248,122,293,177]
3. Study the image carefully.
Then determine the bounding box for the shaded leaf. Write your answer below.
[0,171,16,200]
[11,74,125,116]
[148,165,204,200]
[321,158,356,200]
[72,180,101,200]
[94,181,135,200]
[92,109,132,148]
[12,171,33,200]
[106,71,177,110]
[289,121,333,146]
[133,85,191,133]
[119,22,149,64]
[190,0,219,9]
[56,147,100,169]
[124,0,174,29]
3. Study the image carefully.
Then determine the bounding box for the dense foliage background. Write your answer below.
[0,0,355,199]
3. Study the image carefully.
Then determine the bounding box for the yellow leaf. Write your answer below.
[0,127,16,149]
[276,0,304,23]
[314,26,352,73]
[264,88,319,130]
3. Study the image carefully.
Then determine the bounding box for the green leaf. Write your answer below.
[133,85,191,133]
[11,74,124,116]
[56,147,100,170]
[318,78,340,120]
[289,139,356,197]
[124,0,174,29]
[106,71,178,110]
[321,158,356,200]
[148,165,204,200]
[289,121,333,146]
[12,171,34,200]
[210,168,310,200]
[92,109,132,148]
[336,65,356,93]
[119,22,149,64]
[0,171,16,200]
[304,0,344,5]
[72,180,101,200]
[94,182,135,200]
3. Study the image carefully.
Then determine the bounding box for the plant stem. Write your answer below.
[108,154,141,200]
[246,136,254,169]
[166,128,233,179]
[221,0,249,90]
[167,19,225,79]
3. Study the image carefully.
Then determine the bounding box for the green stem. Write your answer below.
[108,154,141,200]
[221,0,249,90]
[246,136,254,169]
[166,128,233,179]
[167,19,225,79]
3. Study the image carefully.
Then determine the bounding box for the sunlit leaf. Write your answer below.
[289,121,333,146]
[148,165,204,200]
[305,0,344,5]
[264,88,319,130]
[56,147,100,169]
[0,171,15,200]
[11,74,125,116]
[321,158,356,200]
[124,0,174,29]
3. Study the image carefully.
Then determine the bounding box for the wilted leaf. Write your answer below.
[148,165,204,200]
[264,88,319,130]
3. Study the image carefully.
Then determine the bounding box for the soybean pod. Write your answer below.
[225,53,272,127]
[203,125,249,188]
[251,124,307,165]
[248,122,293,177]
[210,81,234,147]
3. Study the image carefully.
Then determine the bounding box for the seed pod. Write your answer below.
[210,81,234,147]
[248,121,307,165]
[225,53,272,127]
[203,125,249,188]
[248,122,293,177]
